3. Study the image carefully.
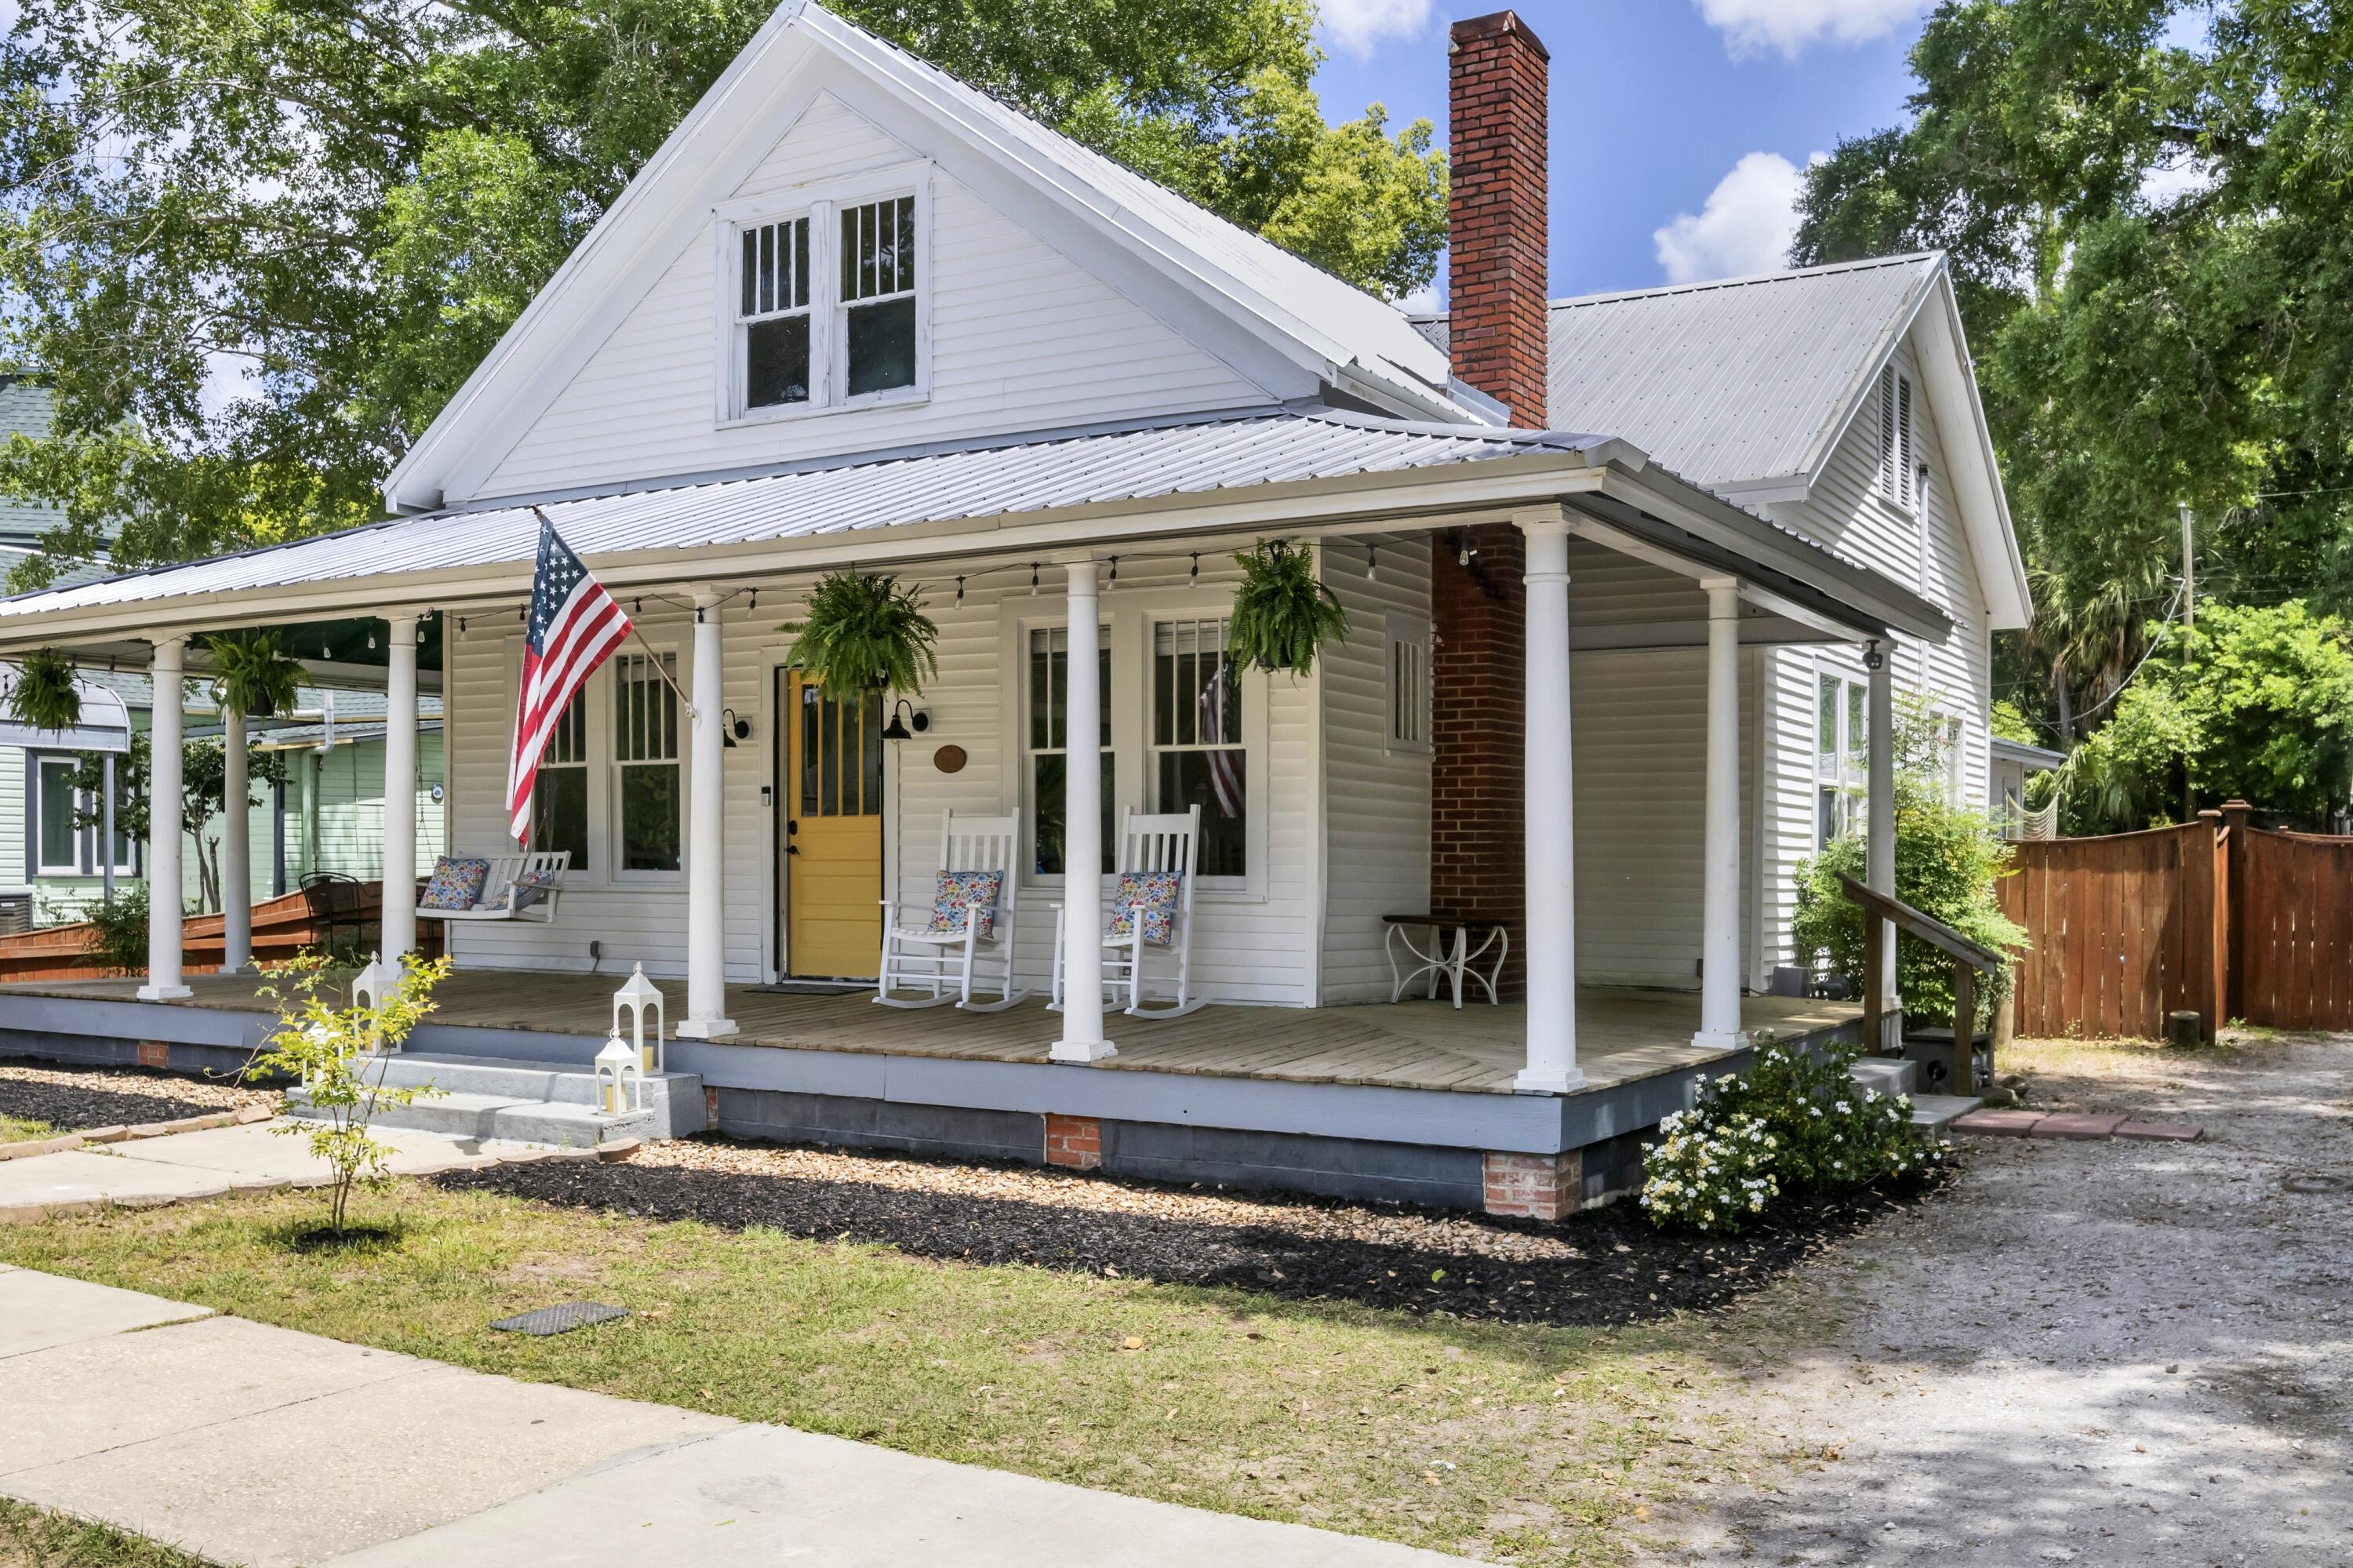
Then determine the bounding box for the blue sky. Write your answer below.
[1309,0,1934,303]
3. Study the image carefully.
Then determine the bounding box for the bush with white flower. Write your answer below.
[1639,1108,1780,1232]
[1639,1036,1944,1232]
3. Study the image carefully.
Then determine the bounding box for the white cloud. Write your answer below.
[1653,151,1812,285]
[1317,0,1432,56]
[1396,280,1442,314]
[1693,0,1930,58]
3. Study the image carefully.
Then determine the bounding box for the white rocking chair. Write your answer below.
[1051,805,1207,1020]
[876,809,1027,1011]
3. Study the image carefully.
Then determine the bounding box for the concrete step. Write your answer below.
[1908,1093,1982,1132]
[282,1086,659,1148]
[1849,1056,1918,1100]
[282,1051,703,1148]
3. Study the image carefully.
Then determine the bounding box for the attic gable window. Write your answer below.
[1876,362,1917,510]
[840,196,917,398]
[716,172,929,426]
[740,216,812,409]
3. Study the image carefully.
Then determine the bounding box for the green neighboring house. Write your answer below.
[0,377,445,930]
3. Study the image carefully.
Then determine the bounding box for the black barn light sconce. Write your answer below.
[882,699,930,740]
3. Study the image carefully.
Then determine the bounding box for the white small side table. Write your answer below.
[1382,914,1511,1008]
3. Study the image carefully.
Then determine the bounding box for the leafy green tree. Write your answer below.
[2055,601,2353,832]
[0,0,1446,584]
[1792,2,2353,733]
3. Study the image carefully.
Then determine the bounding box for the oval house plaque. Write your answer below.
[933,744,968,775]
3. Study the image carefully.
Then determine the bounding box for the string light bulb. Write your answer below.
[1031,562,1040,597]
[1189,551,1198,583]
[955,574,965,607]
[748,589,758,613]
[1108,555,1118,584]
[1366,542,1377,580]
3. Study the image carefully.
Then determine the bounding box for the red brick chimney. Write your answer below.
[1429,10,1549,993]
[1446,9,1549,428]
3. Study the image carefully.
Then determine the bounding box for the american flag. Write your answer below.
[507,511,631,842]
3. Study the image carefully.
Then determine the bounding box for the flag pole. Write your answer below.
[529,507,696,718]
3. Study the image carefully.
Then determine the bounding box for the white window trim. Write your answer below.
[1813,661,1869,847]
[711,165,933,429]
[997,587,1271,903]
[31,753,89,877]
[1384,611,1431,756]
[610,641,689,889]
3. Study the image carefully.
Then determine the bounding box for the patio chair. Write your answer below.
[297,871,373,954]
[875,809,1027,1011]
[1051,805,1206,1019]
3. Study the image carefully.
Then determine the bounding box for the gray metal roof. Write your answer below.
[1544,255,1941,489]
[0,409,1614,622]
[1413,255,1943,490]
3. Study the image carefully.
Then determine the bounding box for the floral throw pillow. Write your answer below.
[510,868,558,911]
[420,856,490,911]
[926,869,1004,937]
[1105,871,1184,947]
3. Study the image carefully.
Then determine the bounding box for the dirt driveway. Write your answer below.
[1651,1032,2353,1566]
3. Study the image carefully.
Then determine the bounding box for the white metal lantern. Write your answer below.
[594,1034,645,1115]
[613,963,666,1072]
[351,954,395,1054]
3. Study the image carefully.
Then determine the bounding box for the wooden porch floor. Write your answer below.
[3,971,1859,1097]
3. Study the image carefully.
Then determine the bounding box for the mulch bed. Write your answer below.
[433,1136,1952,1328]
[0,1060,278,1136]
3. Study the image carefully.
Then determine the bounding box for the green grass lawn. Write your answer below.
[0,1186,1776,1566]
[0,1498,218,1568]
[0,1115,56,1146]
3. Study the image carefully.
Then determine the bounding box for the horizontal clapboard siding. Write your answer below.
[472,95,1270,502]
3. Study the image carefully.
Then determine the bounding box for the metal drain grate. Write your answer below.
[490,1301,631,1336]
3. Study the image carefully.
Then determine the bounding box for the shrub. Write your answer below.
[82,883,151,977]
[1791,697,2024,1030]
[1641,1036,1943,1233]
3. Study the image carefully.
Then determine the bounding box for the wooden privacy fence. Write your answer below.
[2000,802,2353,1040]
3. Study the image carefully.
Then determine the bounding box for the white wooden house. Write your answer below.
[0,5,2024,1216]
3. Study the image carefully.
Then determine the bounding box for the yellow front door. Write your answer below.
[782,670,885,978]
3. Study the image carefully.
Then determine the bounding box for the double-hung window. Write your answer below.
[1149,619,1246,878]
[613,653,682,874]
[839,196,917,398]
[722,177,924,421]
[1817,672,1867,846]
[738,216,813,411]
[529,688,591,871]
[1026,626,1111,879]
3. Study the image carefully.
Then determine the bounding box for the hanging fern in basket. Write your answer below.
[207,631,303,719]
[5,647,82,732]
[1227,538,1347,678]
[780,571,940,701]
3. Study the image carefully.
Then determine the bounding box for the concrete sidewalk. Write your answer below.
[0,1268,1471,1566]
[0,1120,526,1220]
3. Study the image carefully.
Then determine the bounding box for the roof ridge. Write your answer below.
[1545,252,1943,311]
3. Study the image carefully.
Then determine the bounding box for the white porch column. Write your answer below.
[221,705,253,973]
[678,588,738,1039]
[1866,639,1899,1048]
[139,637,191,1000]
[1696,578,1747,1048]
[1051,558,1114,1063]
[1516,512,1582,1093]
[381,613,420,964]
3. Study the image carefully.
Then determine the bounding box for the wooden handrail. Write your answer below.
[1835,873,2006,972]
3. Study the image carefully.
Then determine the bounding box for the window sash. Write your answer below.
[840,197,916,304]
[529,689,591,870]
[738,217,810,321]
[1149,619,1246,878]
[613,654,681,875]
[35,759,82,874]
